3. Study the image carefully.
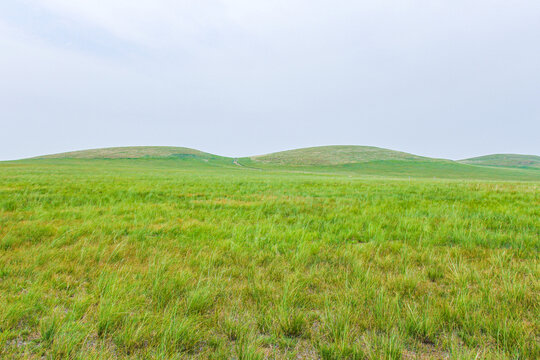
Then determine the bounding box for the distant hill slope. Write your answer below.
[250,145,434,166]
[459,154,540,169]
[13,145,540,181]
[34,146,224,160]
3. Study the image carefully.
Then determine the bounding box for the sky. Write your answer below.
[1,0,539,161]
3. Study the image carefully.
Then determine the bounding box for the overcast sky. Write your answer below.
[1,0,539,160]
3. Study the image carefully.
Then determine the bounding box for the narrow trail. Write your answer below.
[232,158,263,171]
[232,158,329,175]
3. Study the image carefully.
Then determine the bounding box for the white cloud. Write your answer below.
[27,0,289,47]
[1,1,539,160]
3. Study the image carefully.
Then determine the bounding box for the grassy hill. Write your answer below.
[241,146,540,181]
[459,154,540,169]
[16,145,540,181]
[33,146,226,160]
[250,145,430,165]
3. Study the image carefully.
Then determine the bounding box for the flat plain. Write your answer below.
[1,149,539,359]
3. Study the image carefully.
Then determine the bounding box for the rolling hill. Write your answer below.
[14,145,540,181]
[459,154,540,169]
[241,146,540,181]
[33,146,225,160]
[249,145,433,165]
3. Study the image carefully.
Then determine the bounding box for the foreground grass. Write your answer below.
[0,160,539,359]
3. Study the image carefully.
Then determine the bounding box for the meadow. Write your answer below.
[0,158,539,359]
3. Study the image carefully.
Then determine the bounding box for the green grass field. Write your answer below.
[1,150,539,359]
[459,154,540,169]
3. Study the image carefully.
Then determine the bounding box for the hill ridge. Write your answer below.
[21,146,540,171]
[33,146,223,160]
[250,145,433,166]
[459,154,540,169]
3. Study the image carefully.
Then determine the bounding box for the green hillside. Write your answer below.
[33,146,225,160]
[242,146,540,181]
[235,158,540,181]
[250,145,430,165]
[459,154,540,169]
[15,145,540,181]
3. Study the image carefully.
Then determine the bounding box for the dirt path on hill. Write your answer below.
[232,158,263,171]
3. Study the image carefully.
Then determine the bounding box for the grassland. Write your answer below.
[0,154,539,359]
[238,158,540,182]
[34,147,223,160]
[459,154,540,169]
[250,146,427,165]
